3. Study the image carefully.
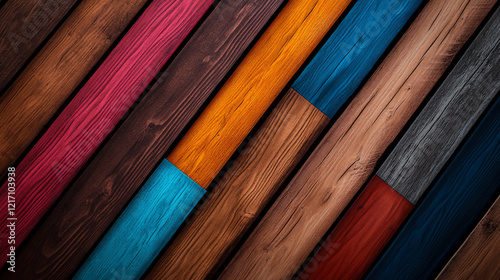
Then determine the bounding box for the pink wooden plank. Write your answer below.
[0,0,213,265]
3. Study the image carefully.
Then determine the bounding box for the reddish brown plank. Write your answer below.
[299,176,413,280]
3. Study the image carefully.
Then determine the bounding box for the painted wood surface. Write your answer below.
[146,89,329,280]
[299,7,500,279]
[8,1,285,279]
[73,160,205,279]
[437,195,500,280]
[0,0,212,266]
[0,0,77,93]
[146,0,423,278]
[73,0,352,277]
[0,0,148,177]
[298,176,413,280]
[293,0,424,118]
[366,97,500,280]
[167,0,353,188]
[220,0,496,279]
[378,6,500,203]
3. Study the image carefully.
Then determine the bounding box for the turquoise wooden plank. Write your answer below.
[73,160,205,280]
[293,0,424,118]
[366,96,500,280]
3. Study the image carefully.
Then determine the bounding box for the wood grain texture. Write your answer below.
[0,0,148,176]
[0,0,77,93]
[167,0,353,188]
[220,0,496,279]
[437,195,500,280]
[73,160,205,280]
[378,6,500,203]
[0,0,212,265]
[298,176,413,280]
[73,0,351,276]
[298,9,500,278]
[7,1,285,279]
[146,0,424,277]
[146,89,329,280]
[293,0,424,118]
[366,97,500,280]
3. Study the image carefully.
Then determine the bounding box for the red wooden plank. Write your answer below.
[299,176,413,280]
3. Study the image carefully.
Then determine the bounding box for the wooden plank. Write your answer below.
[0,0,149,177]
[146,89,329,280]
[0,0,213,267]
[0,0,77,93]
[378,7,500,203]
[299,6,500,279]
[73,0,353,277]
[73,160,206,279]
[436,195,500,280]
[145,0,424,278]
[219,0,496,279]
[7,1,286,279]
[293,0,424,118]
[366,97,500,280]
[167,0,353,188]
[298,176,413,280]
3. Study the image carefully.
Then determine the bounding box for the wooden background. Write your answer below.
[0,0,498,279]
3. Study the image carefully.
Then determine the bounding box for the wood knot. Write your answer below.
[101,185,112,196]
[481,218,498,234]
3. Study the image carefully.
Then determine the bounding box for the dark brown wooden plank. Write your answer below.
[219,0,496,278]
[436,195,500,280]
[0,0,78,93]
[7,1,285,279]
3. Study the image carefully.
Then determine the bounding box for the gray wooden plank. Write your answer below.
[377,7,500,204]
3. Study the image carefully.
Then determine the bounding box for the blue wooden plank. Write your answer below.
[292,0,424,118]
[366,97,500,280]
[74,159,205,280]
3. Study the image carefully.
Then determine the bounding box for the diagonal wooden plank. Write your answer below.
[0,0,213,268]
[219,0,496,279]
[6,1,286,279]
[0,0,78,93]
[436,195,500,280]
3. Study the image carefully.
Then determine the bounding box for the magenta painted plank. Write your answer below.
[0,0,213,264]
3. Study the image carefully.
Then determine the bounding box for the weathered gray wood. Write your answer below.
[377,7,500,204]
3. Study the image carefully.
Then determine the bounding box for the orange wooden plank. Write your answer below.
[167,0,353,188]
